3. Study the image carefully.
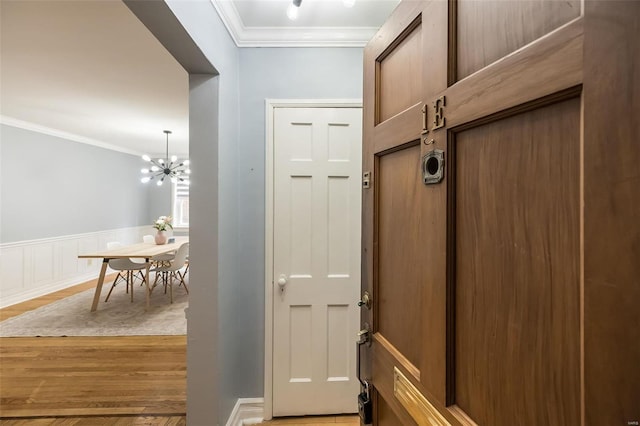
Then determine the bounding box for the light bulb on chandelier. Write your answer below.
[140,130,190,186]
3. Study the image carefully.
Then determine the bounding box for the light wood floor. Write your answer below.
[0,279,360,426]
[0,278,186,424]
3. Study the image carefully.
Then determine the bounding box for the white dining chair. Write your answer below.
[104,241,147,302]
[143,234,176,266]
[150,242,189,303]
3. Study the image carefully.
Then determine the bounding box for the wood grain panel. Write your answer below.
[376,391,410,426]
[454,98,581,425]
[377,21,422,123]
[371,342,419,426]
[376,143,423,368]
[443,18,583,130]
[583,2,640,425]
[456,0,580,80]
[372,103,422,154]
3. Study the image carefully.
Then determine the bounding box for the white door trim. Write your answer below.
[264,99,362,420]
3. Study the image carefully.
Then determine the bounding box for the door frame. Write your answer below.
[264,98,363,420]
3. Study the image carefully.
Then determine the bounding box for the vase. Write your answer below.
[155,230,168,245]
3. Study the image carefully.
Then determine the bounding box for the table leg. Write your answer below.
[145,258,151,310]
[91,259,109,312]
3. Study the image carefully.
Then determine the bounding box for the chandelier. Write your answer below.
[140,130,190,186]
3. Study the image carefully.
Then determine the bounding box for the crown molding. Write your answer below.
[0,115,144,157]
[211,0,374,47]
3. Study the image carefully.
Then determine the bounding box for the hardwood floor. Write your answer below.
[0,280,359,426]
[0,415,186,425]
[0,280,186,424]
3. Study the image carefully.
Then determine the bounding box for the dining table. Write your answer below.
[78,236,189,311]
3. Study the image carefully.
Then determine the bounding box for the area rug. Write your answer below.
[0,281,188,337]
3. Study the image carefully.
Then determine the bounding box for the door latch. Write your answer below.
[357,327,371,346]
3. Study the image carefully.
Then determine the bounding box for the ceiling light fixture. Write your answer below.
[140,130,190,186]
[287,0,302,20]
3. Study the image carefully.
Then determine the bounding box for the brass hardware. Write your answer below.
[421,104,429,135]
[432,96,446,131]
[422,149,445,185]
[357,327,371,346]
[356,323,373,424]
[423,138,435,146]
[394,367,451,426]
[363,171,371,189]
[358,291,372,309]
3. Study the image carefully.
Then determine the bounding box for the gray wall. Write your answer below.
[148,183,172,223]
[235,47,364,399]
[164,1,240,423]
[0,124,150,243]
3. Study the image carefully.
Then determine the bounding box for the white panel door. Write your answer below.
[273,107,362,416]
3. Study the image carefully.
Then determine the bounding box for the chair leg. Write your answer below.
[129,271,134,302]
[151,271,161,293]
[177,270,189,294]
[136,270,145,286]
[169,272,174,304]
[105,282,116,302]
[105,272,124,302]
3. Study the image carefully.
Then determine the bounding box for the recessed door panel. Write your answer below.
[377,21,422,124]
[454,98,581,425]
[376,143,424,370]
[456,0,580,80]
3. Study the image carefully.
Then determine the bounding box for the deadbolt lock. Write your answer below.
[358,291,372,310]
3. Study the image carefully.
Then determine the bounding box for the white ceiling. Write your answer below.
[213,0,400,46]
[0,0,397,156]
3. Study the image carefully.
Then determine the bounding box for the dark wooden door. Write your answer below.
[361,1,640,425]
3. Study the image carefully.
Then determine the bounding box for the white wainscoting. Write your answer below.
[0,226,150,308]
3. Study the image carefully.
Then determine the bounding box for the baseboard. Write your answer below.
[0,272,100,308]
[225,398,264,426]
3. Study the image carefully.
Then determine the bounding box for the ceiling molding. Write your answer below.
[0,116,144,157]
[210,0,375,47]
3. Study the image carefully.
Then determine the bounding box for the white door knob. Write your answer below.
[277,274,288,289]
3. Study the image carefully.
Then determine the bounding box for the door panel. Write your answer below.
[377,20,422,123]
[456,0,581,80]
[454,98,581,425]
[273,107,362,416]
[376,143,424,369]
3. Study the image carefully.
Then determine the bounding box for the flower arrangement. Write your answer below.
[153,215,173,232]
